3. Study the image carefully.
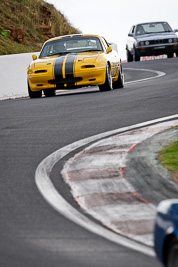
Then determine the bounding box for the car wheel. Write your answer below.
[133,47,140,61]
[167,239,178,267]
[99,63,112,91]
[113,68,124,89]
[127,49,133,62]
[43,89,56,97]
[28,81,42,98]
[167,53,174,58]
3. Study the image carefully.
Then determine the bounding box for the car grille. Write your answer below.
[48,77,83,85]
[149,39,170,45]
[139,38,178,46]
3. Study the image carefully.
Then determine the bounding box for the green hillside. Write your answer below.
[0,0,80,55]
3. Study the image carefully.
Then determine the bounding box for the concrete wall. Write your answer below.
[0,52,39,100]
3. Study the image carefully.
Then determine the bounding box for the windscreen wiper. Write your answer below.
[80,49,103,52]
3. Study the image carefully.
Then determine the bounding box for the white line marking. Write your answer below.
[133,234,154,246]
[124,68,166,84]
[35,115,178,257]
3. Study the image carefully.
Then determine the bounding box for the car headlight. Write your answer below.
[174,38,177,42]
[168,38,173,43]
[140,41,144,46]
[145,41,150,45]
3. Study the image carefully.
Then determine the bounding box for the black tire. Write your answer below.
[127,49,133,62]
[113,68,124,89]
[167,53,174,58]
[167,239,178,267]
[28,82,42,98]
[43,89,56,97]
[133,47,140,61]
[99,63,112,91]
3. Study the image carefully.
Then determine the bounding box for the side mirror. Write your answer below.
[174,29,178,33]
[32,54,37,60]
[128,33,134,37]
[107,46,112,53]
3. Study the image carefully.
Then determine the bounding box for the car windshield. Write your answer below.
[135,22,173,36]
[39,36,103,58]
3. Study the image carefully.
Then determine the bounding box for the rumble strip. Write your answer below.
[61,119,178,246]
[35,114,178,256]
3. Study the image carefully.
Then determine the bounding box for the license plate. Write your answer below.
[154,46,165,49]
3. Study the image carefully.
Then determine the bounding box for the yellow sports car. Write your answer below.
[27,34,124,98]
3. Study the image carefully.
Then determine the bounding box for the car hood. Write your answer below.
[136,32,177,41]
[29,52,102,78]
[35,52,101,66]
[76,52,101,62]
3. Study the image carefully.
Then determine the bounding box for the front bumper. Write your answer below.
[136,43,178,56]
[28,66,106,91]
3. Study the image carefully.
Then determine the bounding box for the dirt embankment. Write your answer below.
[0,0,80,55]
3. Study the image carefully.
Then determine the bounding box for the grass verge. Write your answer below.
[159,140,178,182]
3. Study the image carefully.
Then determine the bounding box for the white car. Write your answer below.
[126,21,178,61]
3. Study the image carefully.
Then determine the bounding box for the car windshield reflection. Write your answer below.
[135,22,173,36]
[39,36,103,58]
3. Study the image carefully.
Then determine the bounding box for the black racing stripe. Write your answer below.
[65,54,77,79]
[54,56,65,82]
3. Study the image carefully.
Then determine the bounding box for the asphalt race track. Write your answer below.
[0,57,178,267]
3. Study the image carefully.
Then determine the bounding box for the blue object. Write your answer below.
[154,199,178,266]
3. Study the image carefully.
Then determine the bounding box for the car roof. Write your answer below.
[135,21,169,26]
